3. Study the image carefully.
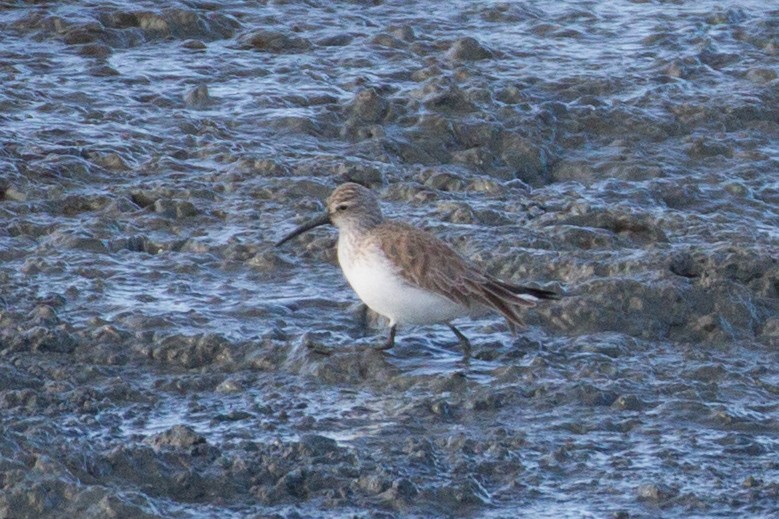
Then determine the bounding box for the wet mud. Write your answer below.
[1,1,779,517]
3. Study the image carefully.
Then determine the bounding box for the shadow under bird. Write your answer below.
[276,182,560,354]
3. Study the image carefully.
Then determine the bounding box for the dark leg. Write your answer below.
[377,324,396,350]
[357,303,369,335]
[448,324,471,357]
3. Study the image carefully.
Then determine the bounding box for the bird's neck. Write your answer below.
[336,217,382,266]
[340,214,383,235]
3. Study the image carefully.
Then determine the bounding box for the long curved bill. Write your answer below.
[275,213,331,247]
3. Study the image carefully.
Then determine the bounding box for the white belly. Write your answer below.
[338,241,467,326]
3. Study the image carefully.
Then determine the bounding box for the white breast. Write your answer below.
[338,237,467,326]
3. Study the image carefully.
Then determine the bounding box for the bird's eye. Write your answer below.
[336,203,349,212]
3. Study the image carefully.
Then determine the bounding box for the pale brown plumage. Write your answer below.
[277,182,560,351]
[371,221,556,333]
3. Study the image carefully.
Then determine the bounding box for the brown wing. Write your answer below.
[372,222,537,331]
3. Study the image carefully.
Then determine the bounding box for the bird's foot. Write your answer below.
[304,342,334,356]
[309,342,393,355]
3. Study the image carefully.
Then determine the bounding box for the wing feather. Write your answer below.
[373,221,556,330]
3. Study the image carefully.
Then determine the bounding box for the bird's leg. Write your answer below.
[376,324,396,350]
[448,324,471,358]
[356,303,369,335]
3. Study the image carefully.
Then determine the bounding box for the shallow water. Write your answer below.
[1,0,779,517]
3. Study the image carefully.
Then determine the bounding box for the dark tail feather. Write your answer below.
[491,279,561,301]
[474,278,561,333]
[478,288,522,333]
[478,280,538,333]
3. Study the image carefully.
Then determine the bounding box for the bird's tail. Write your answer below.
[492,279,561,302]
[476,279,561,333]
